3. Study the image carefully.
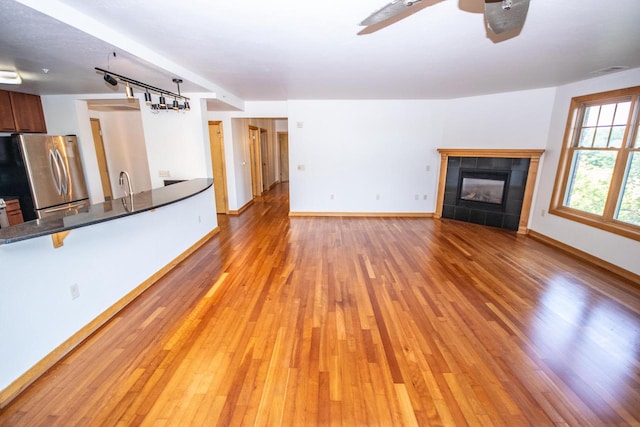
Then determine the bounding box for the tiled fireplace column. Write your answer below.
[435,149,544,234]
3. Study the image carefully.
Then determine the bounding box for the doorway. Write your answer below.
[208,121,228,214]
[249,126,262,198]
[278,132,289,183]
[260,129,268,191]
[90,118,113,201]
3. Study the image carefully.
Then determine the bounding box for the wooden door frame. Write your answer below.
[90,118,113,201]
[248,125,263,198]
[208,120,229,213]
[260,128,269,192]
[277,131,289,183]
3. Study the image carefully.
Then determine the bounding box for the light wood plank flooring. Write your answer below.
[1,183,639,426]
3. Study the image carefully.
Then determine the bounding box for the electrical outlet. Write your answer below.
[426,165,431,172]
[541,209,546,217]
[159,170,171,178]
[198,215,202,223]
[376,194,380,200]
[415,194,419,200]
[330,194,334,200]
[423,194,428,200]
[70,283,80,300]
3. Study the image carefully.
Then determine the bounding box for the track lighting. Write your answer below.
[125,82,134,99]
[144,90,152,106]
[94,67,191,113]
[103,73,118,86]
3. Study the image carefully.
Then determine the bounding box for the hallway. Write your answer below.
[1,183,639,426]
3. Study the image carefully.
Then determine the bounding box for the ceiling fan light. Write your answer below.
[0,70,22,85]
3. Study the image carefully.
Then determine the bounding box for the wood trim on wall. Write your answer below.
[0,227,220,409]
[435,148,545,234]
[289,212,434,218]
[228,199,254,216]
[528,230,640,286]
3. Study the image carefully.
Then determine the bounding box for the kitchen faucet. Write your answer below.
[119,170,133,198]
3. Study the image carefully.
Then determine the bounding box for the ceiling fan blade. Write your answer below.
[359,0,423,27]
[484,0,530,34]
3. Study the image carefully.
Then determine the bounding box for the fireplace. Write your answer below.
[458,169,510,208]
[435,149,544,234]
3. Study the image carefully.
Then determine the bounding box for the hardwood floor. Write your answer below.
[1,183,639,426]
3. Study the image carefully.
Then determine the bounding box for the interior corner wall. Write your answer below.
[529,68,640,275]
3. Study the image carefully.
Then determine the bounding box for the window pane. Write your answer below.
[578,128,595,147]
[609,126,626,148]
[635,123,640,148]
[613,102,631,125]
[593,127,611,147]
[583,105,599,127]
[598,104,616,126]
[565,150,617,215]
[616,152,640,225]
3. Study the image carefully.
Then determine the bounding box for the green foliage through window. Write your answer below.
[553,87,640,240]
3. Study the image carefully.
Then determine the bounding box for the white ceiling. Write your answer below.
[0,0,639,106]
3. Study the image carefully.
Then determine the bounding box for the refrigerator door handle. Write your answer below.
[55,148,69,195]
[49,149,62,195]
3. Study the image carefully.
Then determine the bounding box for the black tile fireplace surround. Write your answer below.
[442,156,530,231]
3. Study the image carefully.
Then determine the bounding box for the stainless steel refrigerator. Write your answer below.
[0,134,89,221]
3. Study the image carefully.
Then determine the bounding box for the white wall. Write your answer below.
[139,95,211,188]
[287,91,555,214]
[0,186,217,391]
[89,109,152,198]
[530,68,640,275]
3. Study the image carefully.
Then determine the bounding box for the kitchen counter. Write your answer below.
[0,178,213,245]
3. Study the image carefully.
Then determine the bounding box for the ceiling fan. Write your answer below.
[359,0,530,35]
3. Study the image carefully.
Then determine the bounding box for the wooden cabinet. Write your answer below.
[5,199,24,225]
[0,90,15,132]
[0,90,47,133]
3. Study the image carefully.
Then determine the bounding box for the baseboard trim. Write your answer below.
[528,230,640,285]
[289,211,434,218]
[228,199,254,216]
[0,227,220,409]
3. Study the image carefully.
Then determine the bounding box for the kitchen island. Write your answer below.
[0,178,213,245]
[0,178,217,406]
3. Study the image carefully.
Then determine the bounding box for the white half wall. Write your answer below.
[0,187,217,392]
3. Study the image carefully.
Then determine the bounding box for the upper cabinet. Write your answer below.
[0,90,47,133]
[0,90,15,132]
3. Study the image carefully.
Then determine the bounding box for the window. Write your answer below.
[550,86,640,241]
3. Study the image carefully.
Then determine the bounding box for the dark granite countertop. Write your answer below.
[0,178,212,245]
